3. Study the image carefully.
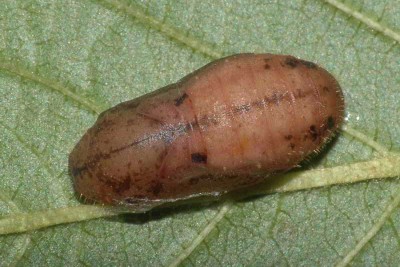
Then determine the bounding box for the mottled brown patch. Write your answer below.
[115,176,132,194]
[270,92,282,104]
[309,125,318,141]
[174,93,188,106]
[284,57,317,69]
[198,115,218,127]
[70,166,87,178]
[98,171,115,186]
[137,112,164,125]
[300,60,317,69]
[327,116,335,129]
[92,119,116,135]
[233,104,251,114]
[264,57,272,62]
[123,100,141,109]
[157,148,168,179]
[191,153,207,164]
[149,181,163,196]
[100,119,115,128]
[284,57,299,68]
[193,89,315,131]
[189,177,200,185]
[126,119,137,126]
[293,89,306,98]
[284,134,293,140]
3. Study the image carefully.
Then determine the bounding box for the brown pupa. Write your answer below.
[69,53,344,210]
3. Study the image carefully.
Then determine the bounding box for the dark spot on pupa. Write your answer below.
[115,176,132,194]
[327,116,335,129]
[71,168,80,177]
[191,153,207,164]
[284,57,317,69]
[289,143,296,150]
[100,176,118,190]
[299,60,317,69]
[309,125,318,141]
[126,119,136,126]
[284,134,293,140]
[284,57,299,68]
[264,64,271,69]
[323,86,330,92]
[70,166,87,177]
[123,100,141,110]
[149,181,163,196]
[96,170,108,183]
[189,177,200,185]
[97,171,132,195]
[174,93,188,106]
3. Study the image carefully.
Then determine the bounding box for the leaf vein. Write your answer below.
[336,185,400,266]
[342,125,389,155]
[97,0,223,59]
[0,60,104,114]
[0,191,31,266]
[0,121,56,177]
[323,0,400,43]
[167,202,233,267]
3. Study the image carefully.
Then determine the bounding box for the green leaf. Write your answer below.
[1,0,399,266]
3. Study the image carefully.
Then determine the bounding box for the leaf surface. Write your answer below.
[0,0,399,266]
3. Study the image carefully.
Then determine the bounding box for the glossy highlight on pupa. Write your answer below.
[69,53,344,211]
